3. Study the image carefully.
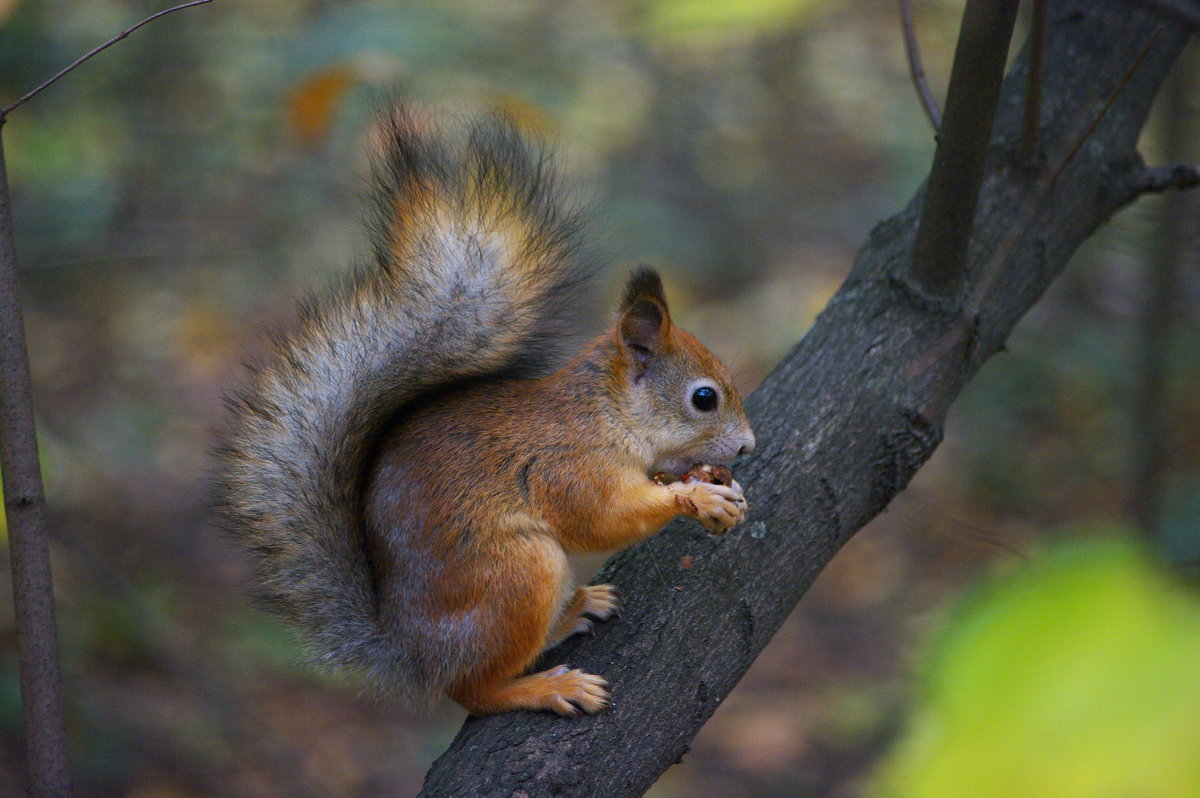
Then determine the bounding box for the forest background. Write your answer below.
[1,1,1198,795]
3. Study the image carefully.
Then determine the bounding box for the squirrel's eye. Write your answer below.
[691,386,718,412]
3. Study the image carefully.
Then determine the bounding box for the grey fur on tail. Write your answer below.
[211,111,595,702]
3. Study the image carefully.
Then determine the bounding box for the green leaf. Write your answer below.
[871,538,1200,798]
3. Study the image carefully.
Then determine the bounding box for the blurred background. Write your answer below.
[1,1,1198,795]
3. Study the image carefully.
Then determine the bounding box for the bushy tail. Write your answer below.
[212,111,592,698]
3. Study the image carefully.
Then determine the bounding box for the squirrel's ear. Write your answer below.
[617,267,671,381]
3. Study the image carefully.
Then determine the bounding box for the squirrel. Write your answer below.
[213,111,755,716]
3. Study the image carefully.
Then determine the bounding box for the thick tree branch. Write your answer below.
[420,3,1189,796]
[1123,0,1200,28]
[1048,24,1166,188]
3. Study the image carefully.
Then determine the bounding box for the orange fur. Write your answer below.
[363,273,754,715]
[216,115,753,716]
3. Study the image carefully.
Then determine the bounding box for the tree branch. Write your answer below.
[0,125,72,796]
[1047,24,1166,187]
[1019,0,1048,161]
[419,3,1189,795]
[0,0,212,119]
[908,0,1019,300]
[900,0,942,130]
[1,4,214,794]
[1122,0,1200,28]
[1136,162,1200,192]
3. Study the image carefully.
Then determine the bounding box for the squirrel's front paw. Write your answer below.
[668,479,748,534]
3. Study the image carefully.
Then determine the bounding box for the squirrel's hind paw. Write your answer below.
[450,665,611,716]
[580,583,622,620]
[546,584,622,648]
[542,666,611,715]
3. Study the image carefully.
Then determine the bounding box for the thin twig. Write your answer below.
[1137,162,1200,192]
[1019,0,1048,161]
[0,0,212,119]
[900,0,943,130]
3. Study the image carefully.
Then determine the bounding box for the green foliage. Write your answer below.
[636,0,830,43]
[871,538,1200,798]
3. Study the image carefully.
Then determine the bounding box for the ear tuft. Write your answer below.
[620,267,668,314]
[617,267,671,381]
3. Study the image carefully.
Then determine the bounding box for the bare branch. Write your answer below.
[900,0,942,130]
[908,0,1020,300]
[0,125,72,796]
[1137,163,1200,192]
[0,0,212,119]
[0,5,214,794]
[1019,0,1048,161]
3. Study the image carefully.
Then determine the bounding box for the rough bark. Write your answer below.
[1124,0,1200,28]
[420,3,1189,796]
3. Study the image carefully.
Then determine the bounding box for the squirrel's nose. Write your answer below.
[737,431,756,457]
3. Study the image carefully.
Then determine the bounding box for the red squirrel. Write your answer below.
[214,112,754,715]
